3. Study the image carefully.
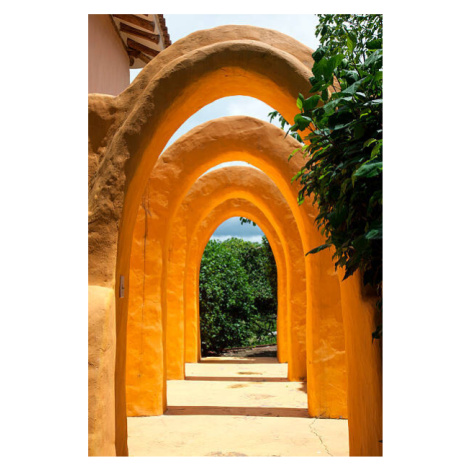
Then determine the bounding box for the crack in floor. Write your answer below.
[309,419,332,456]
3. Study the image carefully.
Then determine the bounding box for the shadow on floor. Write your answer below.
[166,405,310,418]
[185,376,289,382]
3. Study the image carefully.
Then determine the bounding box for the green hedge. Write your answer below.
[199,236,277,354]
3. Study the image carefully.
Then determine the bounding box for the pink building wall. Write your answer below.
[88,15,130,96]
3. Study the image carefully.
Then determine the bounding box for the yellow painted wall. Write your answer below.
[89,29,315,455]
[126,164,308,415]
[183,198,289,364]
[88,26,382,456]
[339,272,382,455]
[171,167,305,379]
[125,117,348,421]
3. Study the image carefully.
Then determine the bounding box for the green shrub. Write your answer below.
[270,14,382,338]
[199,237,277,354]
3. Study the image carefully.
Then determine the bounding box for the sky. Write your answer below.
[130,15,320,243]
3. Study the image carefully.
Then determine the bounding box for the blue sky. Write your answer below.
[130,15,320,243]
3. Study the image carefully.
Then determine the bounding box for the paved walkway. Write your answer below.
[127,357,349,456]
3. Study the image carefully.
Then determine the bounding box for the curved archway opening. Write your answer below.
[124,118,346,448]
[164,96,277,152]
[89,26,380,457]
[199,218,278,358]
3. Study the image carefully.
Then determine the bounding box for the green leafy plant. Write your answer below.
[271,14,382,337]
[199,237,278,354]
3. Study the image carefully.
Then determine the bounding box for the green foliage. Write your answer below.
[199,237,277,354]
[239,217,257,227]
[272,14,382,336]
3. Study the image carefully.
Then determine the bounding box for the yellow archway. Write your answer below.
[183,197,289,364]
[126,163,311,415]
[168,167,308,381]
[124,116,347,418]
[88,26,382,457]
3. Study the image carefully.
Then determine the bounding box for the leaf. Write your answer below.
[342,70,360,85]
[364,49,382,67]
[327,206,348,229]
[346,33,357,54]
[366,38,382,50]
[324,54,344,81]
[296,96,303,110]
[353,161,382,181]
[363,138,377,148]
[305,243,332,256]
[312,46,328,63]
[333,77,369,98]
[294,114,313,130]
[367,190,383,215]
[323,96,354,114]
[303,94,321,111]
[371,142,382,159]
[365,220,382,240]
[312,57,327,79]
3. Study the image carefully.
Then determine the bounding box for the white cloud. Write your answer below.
[211,235,263,243]
[209,216,265,242]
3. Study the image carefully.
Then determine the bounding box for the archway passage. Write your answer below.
[88,25,382,457]
[128,167,347,457]
[188,204,288,365]
[126,164,312,415]
[125,122,349,421]
[169,165,309,382]
[197,223,279,357]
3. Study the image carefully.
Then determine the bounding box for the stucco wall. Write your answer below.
[88,26,382,457]
[88,15,130,96]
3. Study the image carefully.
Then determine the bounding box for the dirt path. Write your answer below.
[208,344,278,358]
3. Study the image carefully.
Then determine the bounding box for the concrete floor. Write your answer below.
[127,357,349,456]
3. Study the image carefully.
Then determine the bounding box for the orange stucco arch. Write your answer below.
[126,190,292,411]
[126,165,310,416]
[167,166,308,380]
[88,33,316,454]
[88,38,313,287]
[183,198,289,364]
[88,25,382,457]
[123,115,346,402]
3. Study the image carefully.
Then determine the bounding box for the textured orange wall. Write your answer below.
[339,272,382,455]
[126,186,167,417]
[126,165,309,416]
[88,31,314,455]
[123,116,348,446]
[88,26,381,456]
[88,15,130,96]
[183,198,289,364]
[176,172,348,417]
[88,286,116,456]
[171,167,306,381]
[125,118,348,422]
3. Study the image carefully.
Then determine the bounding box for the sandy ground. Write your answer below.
[127,357,349,456]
